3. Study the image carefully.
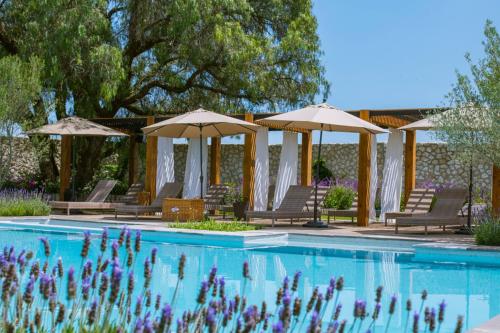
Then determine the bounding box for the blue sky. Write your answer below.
[223,0,500,145]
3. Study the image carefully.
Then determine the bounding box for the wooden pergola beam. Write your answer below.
[493,165,500,216]
[59,135,72,200]
[242,113,256,209]
[210,137,221,185]
[144,116,158,201]
[301,131,313,185]
[370,115,410,128]
[357,111,371,227]
[404,130,417,201]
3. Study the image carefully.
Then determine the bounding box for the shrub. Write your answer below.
[170,219,258,231]
[324,186,356,209]
[312,158,333,180]
[475,214,500,246]
[0,189,50,216]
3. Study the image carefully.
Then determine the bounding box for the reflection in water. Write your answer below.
[2,230,499,331]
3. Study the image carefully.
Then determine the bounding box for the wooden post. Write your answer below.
[145,116,158,201]
[357,111,371,227]
[301,131,313,185]
[128,135,139,185]
[404,130,417,202]
[493,165,500,216]
[59,135,72,200]
[210,137,221,185]
[242,114,256,210]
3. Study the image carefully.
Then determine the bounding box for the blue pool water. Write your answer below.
[0,220,499,332]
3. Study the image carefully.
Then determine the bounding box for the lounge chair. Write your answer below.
[323,195,358,223]
[246,185,324,227]
[50,180,122,215]
[205,184,231,214]
[384,188,436,226]
[395,188,467,234]
[114,182,183,219]
[113,183,144,205]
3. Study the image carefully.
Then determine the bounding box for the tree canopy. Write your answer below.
[0,0,328,120]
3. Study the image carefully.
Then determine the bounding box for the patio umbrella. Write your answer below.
[27,116,128,199]
[257,103,387,228]
[142,108,259,198]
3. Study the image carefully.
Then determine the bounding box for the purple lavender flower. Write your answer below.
[282,276,289,291]
[389,294,397,314]
[151,247,158,265]
[22,276,35,304]
[118,226,127,246]
[67,267,76,300]
[39,237,50,257]
[242,261,250,279]
[81,277,90,301]
[134,230,141,252]
[272,320,284,333]
[109,263,123,304]
[438,300,446,323]
[57,257,63,278]
[208,265,217,286]
[127,271,135,294]
[111,241,119,259]
[292,271,302,292]
[100,227,108,252]
[412,312,419,333]
[81,231,91,258]
[197,280,208,304]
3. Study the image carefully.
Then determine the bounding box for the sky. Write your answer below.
[222,0,500,145]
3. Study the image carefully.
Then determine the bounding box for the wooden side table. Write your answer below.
[162,198,204,222]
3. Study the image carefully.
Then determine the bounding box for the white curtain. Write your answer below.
[156,137,175,194]
[253,128,269,211]
[369,134,378,221]
[380,129,404,221]
[273,132,298,210]
[182,137,208,199]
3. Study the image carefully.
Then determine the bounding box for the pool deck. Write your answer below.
[44,213,481,243]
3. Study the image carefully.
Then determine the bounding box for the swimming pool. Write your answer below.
[0,218,499,331]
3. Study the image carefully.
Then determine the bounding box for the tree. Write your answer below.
[433,21,500,229]
[0,0,328,187]
[0,55,42,185]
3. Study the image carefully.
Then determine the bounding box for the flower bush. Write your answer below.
[0,189,50,216]
[0,227,464,332]
[170,219,259,232]
[323,186,356,210]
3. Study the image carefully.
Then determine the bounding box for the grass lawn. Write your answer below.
[169,219,260,232]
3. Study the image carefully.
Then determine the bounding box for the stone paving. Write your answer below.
[48,213,477,245]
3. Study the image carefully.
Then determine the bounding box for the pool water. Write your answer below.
[1,225,499,332]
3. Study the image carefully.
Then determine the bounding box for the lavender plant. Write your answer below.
[0,227,465,332]
[0,189,50,216]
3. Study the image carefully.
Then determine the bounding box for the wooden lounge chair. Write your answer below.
[246,185,322,227]
[205,184,231,213]
[384,188,436,226]
[114,182,183,219]
[395,188,467,234]
[113,183,144,204]
[323,195,358,223]
[50,180,122,215]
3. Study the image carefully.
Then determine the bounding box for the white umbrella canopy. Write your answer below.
[142,108,259,138]
[26,116,128,137]
[398,117,435,131]
[257,103,387,228]
[142,108,259,199]
[255,103,387,134]
[399,107,490,131]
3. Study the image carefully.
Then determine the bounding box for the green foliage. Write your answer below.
[324,186,356,210]
[170,219,259,232]
[0,55,42,185]
[312,158,333,180]
[434,21,500,167]
[475,216,500,246]
[0,198,50,216]
[82,157,128,195]
[223,184,244,204]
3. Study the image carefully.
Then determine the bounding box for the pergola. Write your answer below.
[85,107,500,224]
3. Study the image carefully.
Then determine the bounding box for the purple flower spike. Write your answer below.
[151,247,158,265]
[243,261,250,279]
[81,231,91,258]
[39,237,50,257]
[111,241,119,259]
[134,230,141,252]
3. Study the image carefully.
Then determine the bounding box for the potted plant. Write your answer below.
[224,186,248,220]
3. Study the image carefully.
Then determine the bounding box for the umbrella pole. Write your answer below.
[304,124,327,228]
[199,126,204,199]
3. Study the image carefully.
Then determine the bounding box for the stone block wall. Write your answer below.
[173,143,492,192]
[2,138,493,192]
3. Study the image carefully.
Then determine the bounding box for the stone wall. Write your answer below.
[2,137,493,192]
[173,143,492,191]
